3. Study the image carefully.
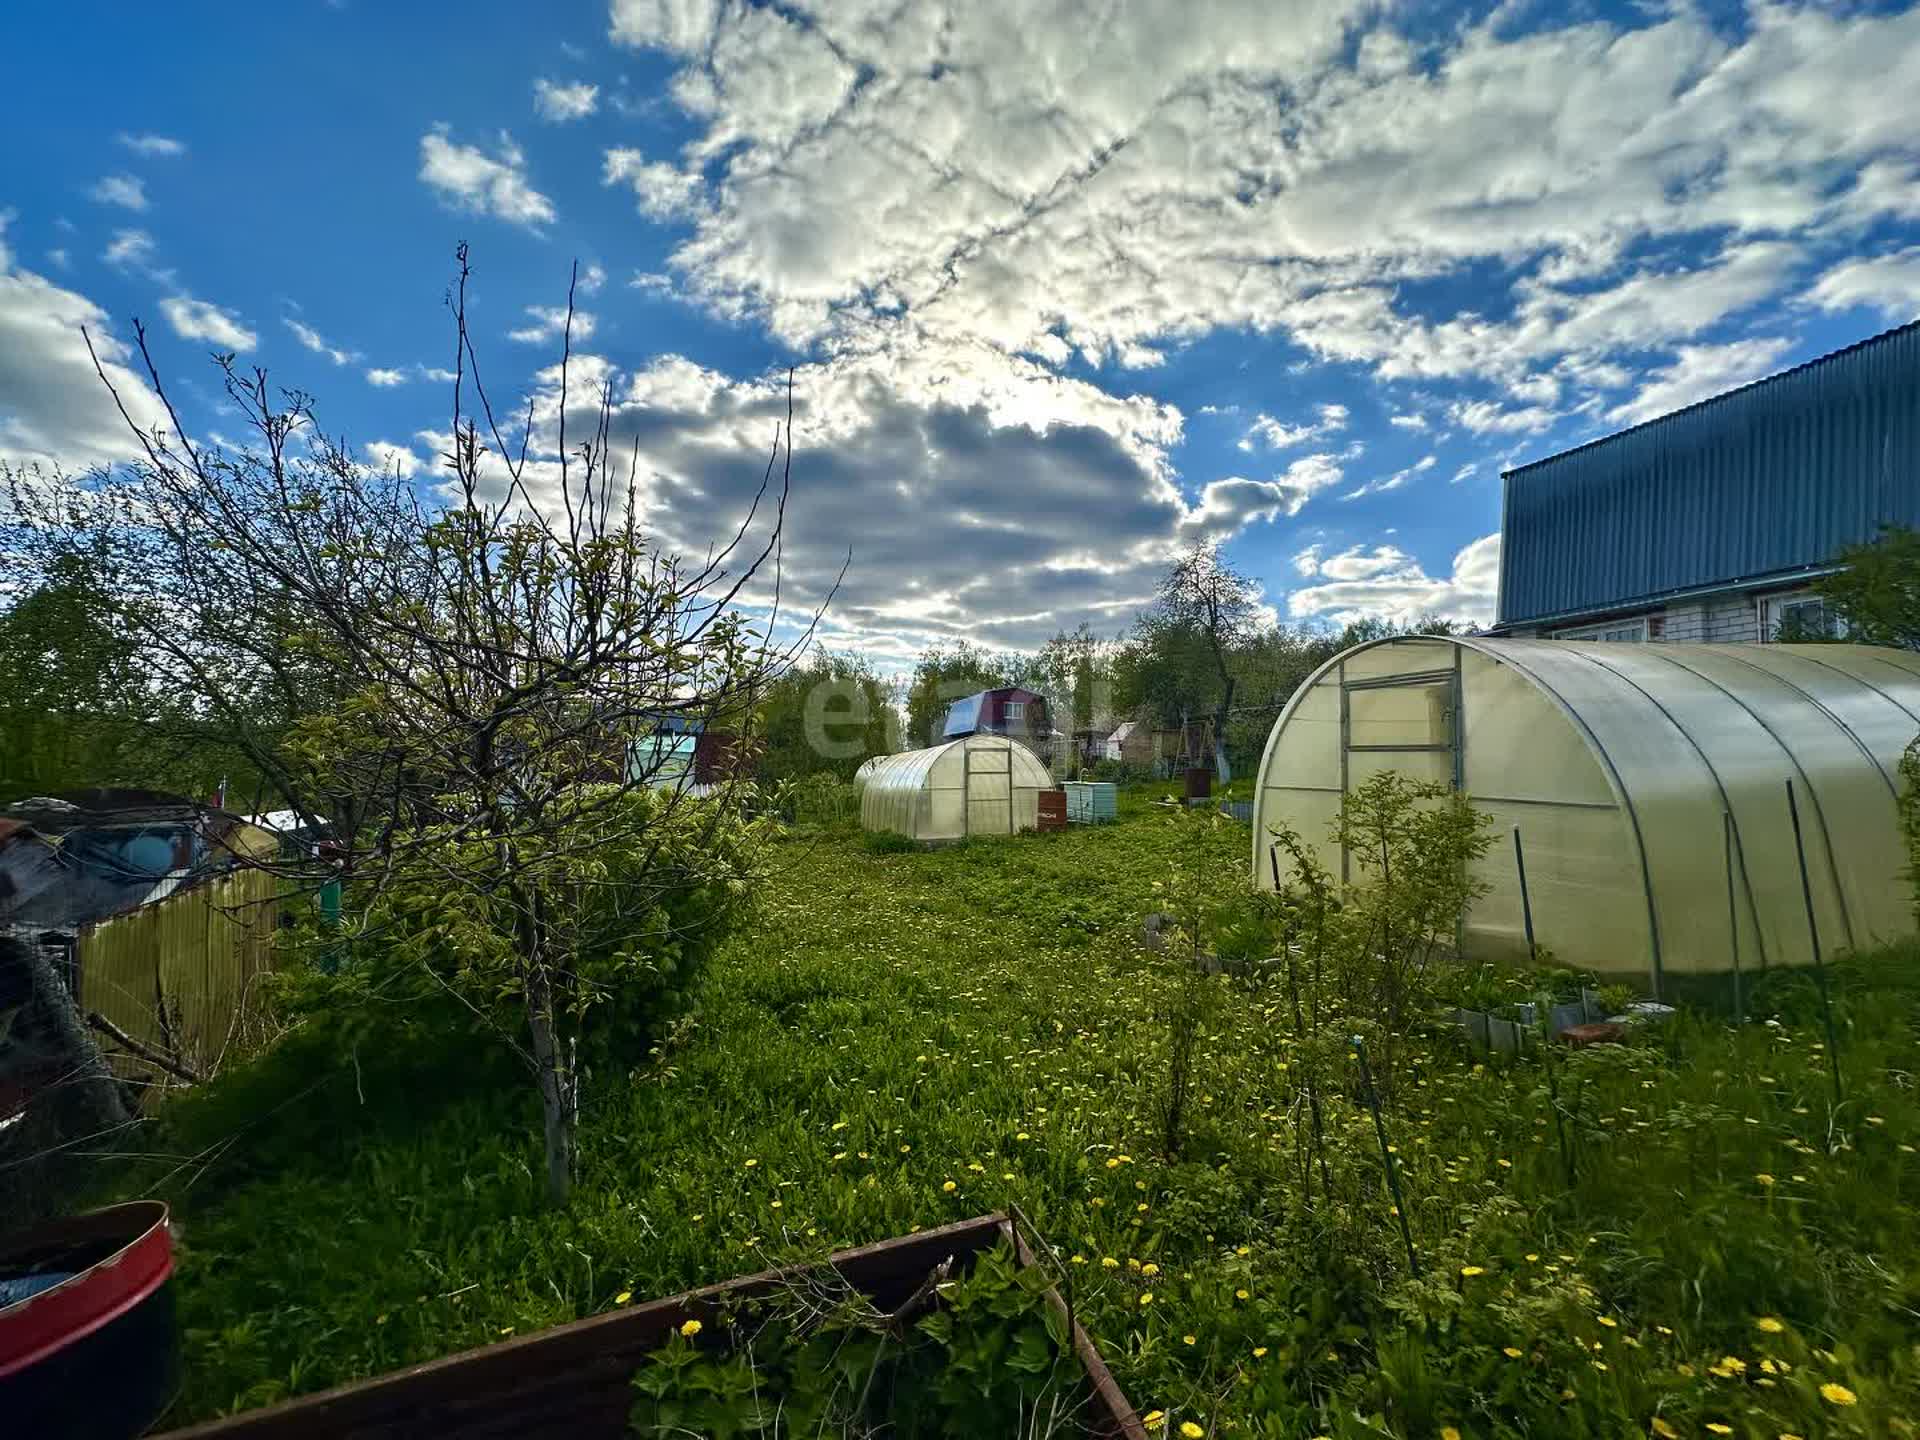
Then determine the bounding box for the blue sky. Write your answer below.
[4,0,1918,666]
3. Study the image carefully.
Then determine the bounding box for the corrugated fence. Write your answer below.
[75,866,279,1083]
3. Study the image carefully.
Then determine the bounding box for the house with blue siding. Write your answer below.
[1492,320,1920,643]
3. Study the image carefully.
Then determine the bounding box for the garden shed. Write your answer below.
[1251,635,1920,993]
[859,734,1055,842]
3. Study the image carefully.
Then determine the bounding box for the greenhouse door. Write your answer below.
[962,739,1015,837]
[1339,662,1461,881]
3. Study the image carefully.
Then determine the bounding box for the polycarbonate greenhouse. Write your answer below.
[859,733,1055,842]
[1252,636,1920,993]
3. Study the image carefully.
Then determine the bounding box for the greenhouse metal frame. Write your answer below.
[1251,636,1920,993]
[859,733,1055,842]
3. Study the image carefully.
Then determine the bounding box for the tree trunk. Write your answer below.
[525,957,575,1208]
[1213,670,1236,781]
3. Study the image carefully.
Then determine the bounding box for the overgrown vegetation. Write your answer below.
[115,790,1920,1438]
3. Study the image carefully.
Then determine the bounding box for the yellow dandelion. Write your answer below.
[679,1319,703,1338]
[1102,1256,1119,1269]
[1460,1265,1486,1277]
[1180,1424,1204,1439]
[744,1158,758,1168]
[1143,1411,1165,1430]
[1440,1428,1462,1440]
[942,1180,956,1193]
[1183,1334,1197,1346]
[1652,1420,1679,1439]
[614,1291,632,1305]
[1503,1347,1523,1359]
[1139,1291,1154,1305]
[1755,1172,1775,1186]
[1755,1316,1785,1333]
[1235,1288,1250,1300]
[1819,1382,1857,1406]
[1707,1425,1733,1435]
[1599,1316,1619,1328]
[1252,1346,1268,1358]
[1142,1262,1160,1276]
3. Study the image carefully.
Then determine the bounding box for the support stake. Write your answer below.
[1352,1035,1419,1278]
[1785,779,1843,1108]
[1513,826,1537,968]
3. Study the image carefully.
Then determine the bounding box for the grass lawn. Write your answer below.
[146,797,1919,1437]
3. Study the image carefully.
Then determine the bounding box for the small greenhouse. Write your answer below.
[1251,636,1920,993]
[860,733,1055,842]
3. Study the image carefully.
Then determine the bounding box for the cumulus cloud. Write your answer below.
[362,440,425,477]
[102,228,155,270]
[1239,402,1348,452]
[1289,534,1502,628]
[284,316,356,365]
[419,128,555,227]
[534,77,600,122]
[88,174,148,211]
[508,304,598,345]
[0,215,170,469]
[1810,249,1920,320]
[159,295,257,351]
[1608,336,1793,426]
[116,133,186,157]
[603,147,704,219]
[365,363,459,387]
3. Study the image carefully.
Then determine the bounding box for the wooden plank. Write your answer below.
[154,1215,1050,1439]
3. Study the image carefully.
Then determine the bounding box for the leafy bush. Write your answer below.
[279,785,769,1076]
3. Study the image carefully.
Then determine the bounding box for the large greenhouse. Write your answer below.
[859,733,1055,842]
[1251,636,1920,993]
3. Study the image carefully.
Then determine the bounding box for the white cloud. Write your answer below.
[579,262,607,294]
[1451,462,1478,484]
[603,147,704,219]
[88,174,148,211]
[1292,543,1323,577]
[0,214,171,469]
[1239,401,1348,452]
[366,363,458,387]
[1343,453,1434,501]
[1448,399,1558,434]
[419,128,555,228]
[159,295,258,351]
[45,248,69,269]
[363,440,425,478]
[1608,336,1793,426]
[1809,248,1920,320]
[284,316,356,365]
[103,228,154,269]
[1388,412,1427,430]
[117,133,186,157]
[534,77,600,122]
[1289,534,1502,628]
[508,304,598,345]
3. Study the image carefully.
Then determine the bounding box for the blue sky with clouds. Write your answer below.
[4,0,1918,665]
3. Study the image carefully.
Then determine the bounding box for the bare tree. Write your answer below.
[6,245,831,1204]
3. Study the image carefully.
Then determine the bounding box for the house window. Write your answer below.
[1003,701,1025,722]
[1764,591,1839,641]
[1553,617,1648,642]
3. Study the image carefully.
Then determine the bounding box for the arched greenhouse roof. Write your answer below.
[860,733,1055,842]
[1251,636,1920,993]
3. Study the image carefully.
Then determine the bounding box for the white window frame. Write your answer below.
[1760,589,1839,642]
[1003,700,1025,722]
[1552,616,1649,643]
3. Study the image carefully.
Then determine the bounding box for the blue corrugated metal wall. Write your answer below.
[1497,322,1920,627]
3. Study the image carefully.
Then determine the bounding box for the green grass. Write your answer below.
[135,805,1920,1438]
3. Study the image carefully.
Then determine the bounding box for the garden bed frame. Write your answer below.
[153,1212,1147,1439]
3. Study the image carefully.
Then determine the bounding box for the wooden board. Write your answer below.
[152,1213,1146,1439]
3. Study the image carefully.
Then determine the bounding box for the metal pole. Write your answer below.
[1723,811,1744,1024]
[1785,779,1843,1106]
[1513,827,1537,968]
[1352,1036,1419,1278]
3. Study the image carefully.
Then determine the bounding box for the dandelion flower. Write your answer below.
[1235,1288,1250,1300]
[1755,1316,1785,1333]
[1181,1424,1204,1439]
[1253,1346,1268,1358]
[1140,1292,1154,1306]
[1183,1334,1197,1346]
[1652,1421,1679,1439]
[1599,1316,1618,1328]
[1503,1347,1523,1359]
[615,1291,632,1305]
[1819,1382,1857,1406]
[942,1180,956,1193]
[1755,1172,1775,1186]
[1142,1263,1160,1276]
[1102,1256,1120,1269]
[679,1319,703,1338]
[1143,1411,1165,1429]
[1441,1428,1462,1440]
[1707,1425,1733,1435]
[1460,1265,1486,1277]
